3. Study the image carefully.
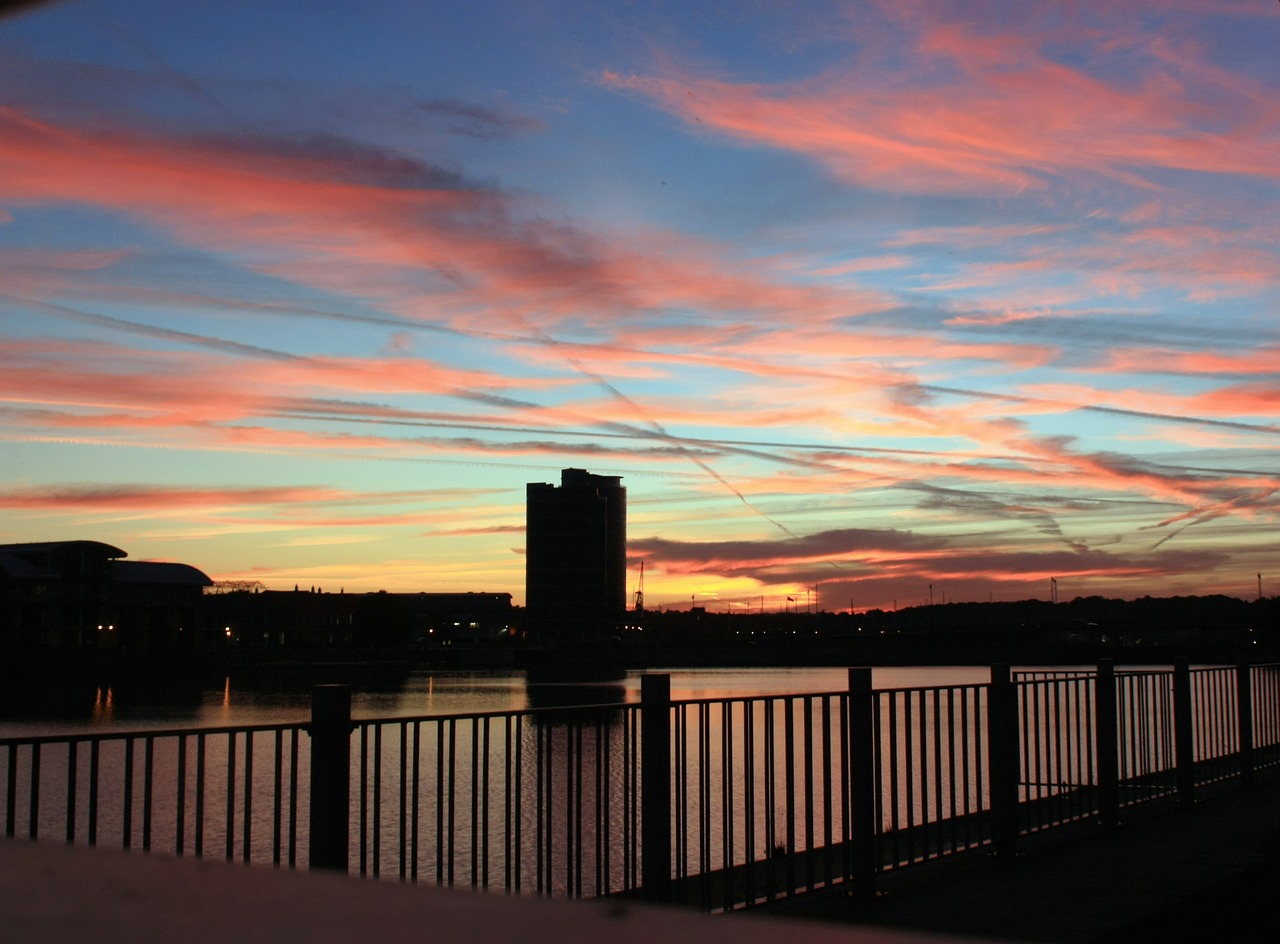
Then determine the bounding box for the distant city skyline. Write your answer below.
[2,2,1278,612]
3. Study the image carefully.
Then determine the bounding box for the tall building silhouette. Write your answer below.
[525,469,626,640]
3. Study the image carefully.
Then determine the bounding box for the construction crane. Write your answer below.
[633,560,645,613]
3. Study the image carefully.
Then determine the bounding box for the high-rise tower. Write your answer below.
[525,469,626,640]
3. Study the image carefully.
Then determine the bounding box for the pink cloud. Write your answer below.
[606,7,1280,198]
[0,107,875,344]
[0,484,345,512]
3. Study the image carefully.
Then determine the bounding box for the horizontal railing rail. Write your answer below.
[3,661,1277,913]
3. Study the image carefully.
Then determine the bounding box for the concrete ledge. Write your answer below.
[0,838,959,944]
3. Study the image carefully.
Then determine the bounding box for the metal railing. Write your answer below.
[3,661,1278,912]
[2,722,308,863]
[349,703,641,897]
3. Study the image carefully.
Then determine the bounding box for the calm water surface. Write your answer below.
[0,666,991,736]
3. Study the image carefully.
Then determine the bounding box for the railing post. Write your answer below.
[987,664,1019,861]
[1095,660,1119,828]
[847,667,877,899]
[1237,662,1254,785]
[308,684,351,872]
[640,673,672,903]
[1173,661,1195,806]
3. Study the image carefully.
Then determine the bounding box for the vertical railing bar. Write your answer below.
[514,714,523,894]
[359,723,369,876]
[1238,662,1255,784]
[946,689,958,852]
[194,734,205,858]
[693,703,703,899]
[241,731,252,863]
[65,740,77,845]
[959,688,971,849]
[501,716,512,893]
[743,698,756,904]
[176,735,187,856]
[1054,675,1064,818]
[471,719,480,888]
[435,721,445,885]
[87,739,100,848]
[932,689,942,856]
[704,702,713,903]
[820,694,833,887]
[839,690,850,883]
[784,696,797,895]
[1067,679,1078,817]
[224,732,235,861]
[411,721,421,883]
[272,729,283,866]
[802,695,815,891]
[1022,678,1035,823]
[288,729,299,868]
[373,723,382,878]
[972,687,984,845]
[400,721,408,881]
[764,697,775,901]
[677,705,686,881]
[574,719,584,897]
[870,685,880,869]
[903,691,914,862]
[992,667,1025,861]
[689,702,697,886]
[25,743,41,841]
[122,738,133,849]
[544,719,554,895]
[887,692,899,867]
[595,717,604,897]
[482,717,492,890]
[143,736,154,853]
[4,743,16,838]
[535,722,543,895]
[722,701,734,910]
[447,718,457,888]
[626,707,636,894]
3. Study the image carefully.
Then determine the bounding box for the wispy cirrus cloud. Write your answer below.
[607,4,1280,196]
[0,105,877,342]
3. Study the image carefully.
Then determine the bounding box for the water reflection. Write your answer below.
[92,686,114,725]
[1,666,987,735]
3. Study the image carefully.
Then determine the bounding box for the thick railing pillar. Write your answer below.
[987,664,1019,860]
[1237,662,1254,785]
[309,684,351,872]
[1173,661,1195,805]
[1095,660,1119,828]
[640,673,672,902]
[847,667,877,899]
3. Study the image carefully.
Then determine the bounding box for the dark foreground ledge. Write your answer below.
[759,772,1280,943]
[1,837,956,944]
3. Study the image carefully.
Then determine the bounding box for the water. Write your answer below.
[0,665,990,737]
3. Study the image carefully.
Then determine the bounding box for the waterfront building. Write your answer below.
[525,469,626,641]
[0,540,212,652]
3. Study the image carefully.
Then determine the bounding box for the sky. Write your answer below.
[1,0,1278,613]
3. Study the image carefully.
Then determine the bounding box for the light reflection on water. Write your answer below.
[1,666,989,736]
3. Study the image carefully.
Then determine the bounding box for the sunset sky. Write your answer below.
[2,1,1278,612]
